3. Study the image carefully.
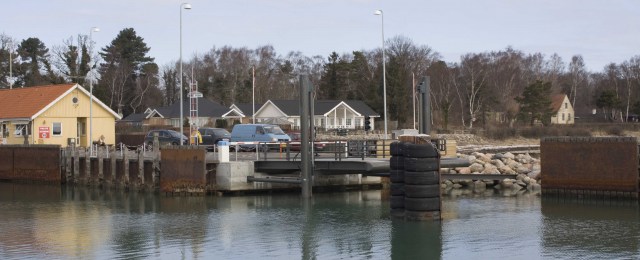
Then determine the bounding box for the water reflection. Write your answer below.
[2,182,640,259]
[391,219,442,259]
[541,197,640,259]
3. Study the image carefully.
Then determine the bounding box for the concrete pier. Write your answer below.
[0,145,382,195]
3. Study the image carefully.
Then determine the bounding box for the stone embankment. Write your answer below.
[441,151,542,193]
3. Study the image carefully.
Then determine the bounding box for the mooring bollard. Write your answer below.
[218,141,229,162]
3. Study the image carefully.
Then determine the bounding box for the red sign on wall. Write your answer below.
[39,126,50,139]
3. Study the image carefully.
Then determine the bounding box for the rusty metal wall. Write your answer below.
[0,145,61,183]
[160,147,206,193]
[541,137,638,192]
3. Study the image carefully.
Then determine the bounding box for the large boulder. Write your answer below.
[458,167,472,174]
[492,159,506,168]
[503,152,515,159]
[516,165,531,174]
[501,178,514,188]
[506,160,521,169]
[527,170,541,180]
[482,164,500,175]
[473,152,492,163]
[467,155,477,163]
[469,163,484,173]
[498,165,516,175]
[473,180,487,190]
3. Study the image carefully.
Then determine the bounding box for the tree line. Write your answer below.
[1,29,640,129]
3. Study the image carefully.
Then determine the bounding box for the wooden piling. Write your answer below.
[98,146,104,182]
[138,151,144,187]
[85,147,90,184]
[152,148,159,187]
[65,147,71,182]
[73,147,79,184]
[110,149,116,186]
[123,149,129,185]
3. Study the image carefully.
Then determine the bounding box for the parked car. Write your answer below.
[144,129,188,146]
[199,127,231,145]
[230,124,291,151]
[197,127,232,151]
[288,132,325,151]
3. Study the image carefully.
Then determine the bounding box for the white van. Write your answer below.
[230,124,291,151]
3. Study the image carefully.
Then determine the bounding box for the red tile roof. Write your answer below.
[0,84,76,119]
[550,94,567,113]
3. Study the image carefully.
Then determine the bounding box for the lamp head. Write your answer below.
[374,10,383,15]
[182,3,192,9]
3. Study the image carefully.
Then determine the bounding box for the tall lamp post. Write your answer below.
[252,66,256,124]
[179,2,192,145]
[7,39,15,89]
[89,26,100,156]
[374,9,387,139]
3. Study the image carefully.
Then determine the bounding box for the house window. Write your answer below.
[320,118,325,126]
[355,118,361,127]
[14,124,31,136]
[53,122,62,136]
[1,124,8,138]
[346,118,352,126]
[565,103,567,109]
[561,113,565,121]
[293,118,298,126]
[568,113,572,121]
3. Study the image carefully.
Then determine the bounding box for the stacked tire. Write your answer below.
[403,142,441,221]
[389,141,405,218]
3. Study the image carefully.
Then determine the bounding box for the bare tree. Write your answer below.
[457,53,489,129]
[568,55,587,108]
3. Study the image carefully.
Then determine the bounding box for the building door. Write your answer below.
[77,118,86,147]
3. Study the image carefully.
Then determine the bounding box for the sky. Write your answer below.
[2,0,639,72]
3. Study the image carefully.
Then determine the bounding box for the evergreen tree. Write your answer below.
[17,37,58,86]
[515,80,553,126]
[97,28,155,116]
[319,52,349,99]
[596,89,622,121]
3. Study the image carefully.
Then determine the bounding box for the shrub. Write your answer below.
[606,126,625,136]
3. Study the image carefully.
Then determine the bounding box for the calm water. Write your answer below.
[0,183,639,260]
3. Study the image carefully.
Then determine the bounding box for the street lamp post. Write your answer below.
[179,2,192,145]
[252,66,256,124]
[7,39,15,89]
[89,26,99,157]
[374,9,387,139]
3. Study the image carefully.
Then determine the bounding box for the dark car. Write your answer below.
[199,127,231,145]
[145,129,188,146]
[199,127,231,150]
[288,132,325,151]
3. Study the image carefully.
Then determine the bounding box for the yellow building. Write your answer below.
[0,84,121,147]
[550,94,575,125]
